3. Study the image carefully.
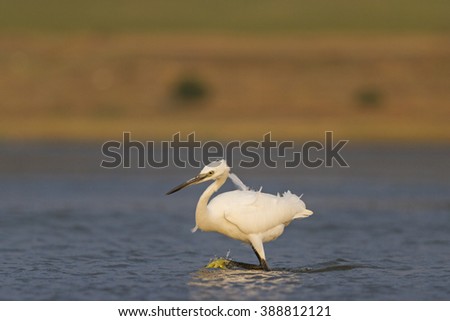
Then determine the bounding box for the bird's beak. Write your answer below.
[166,174,208,195]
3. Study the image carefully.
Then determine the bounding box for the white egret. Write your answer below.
[166,159,313,271]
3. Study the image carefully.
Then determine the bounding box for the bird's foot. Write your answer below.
[228,260,270,271]
[205,258,270,271]
[260,259,270,271]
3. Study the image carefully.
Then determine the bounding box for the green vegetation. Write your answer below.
[171,74,209,105]
[0,0,449,33]
[355,87,383,109]
[0,1,449,142]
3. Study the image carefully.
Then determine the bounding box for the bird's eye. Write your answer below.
[209,171,214,175]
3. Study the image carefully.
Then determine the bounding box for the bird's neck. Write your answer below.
[195,174,227,231]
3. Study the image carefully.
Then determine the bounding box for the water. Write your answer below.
[1,143,449,300]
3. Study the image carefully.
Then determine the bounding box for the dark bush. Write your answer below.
[355,87,383,109]
[171,75,209,103]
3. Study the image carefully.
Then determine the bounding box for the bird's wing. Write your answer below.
[209,190,310,235]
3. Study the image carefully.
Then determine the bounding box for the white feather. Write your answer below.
[228,172,249,191]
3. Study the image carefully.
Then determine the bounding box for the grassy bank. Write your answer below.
[0,1,449,142]
[1,0,449,33]
[1,34,449,142]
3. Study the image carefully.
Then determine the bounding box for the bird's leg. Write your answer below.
[224,260,265,270]
[252,245,270,271]
[209,257,269,271]
[207,240,270,271]
[223,246,270,271]
[208,246,270,270]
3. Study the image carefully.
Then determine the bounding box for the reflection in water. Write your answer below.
[188,258,373,300]
[189,268,301,300]
[281,258,375,274]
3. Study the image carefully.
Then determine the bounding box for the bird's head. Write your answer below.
[166,159,230,195]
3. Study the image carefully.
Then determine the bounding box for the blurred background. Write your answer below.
[1,0,449,142]
[1,1,450,300]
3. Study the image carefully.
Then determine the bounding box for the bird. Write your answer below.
[166,159,313,271]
